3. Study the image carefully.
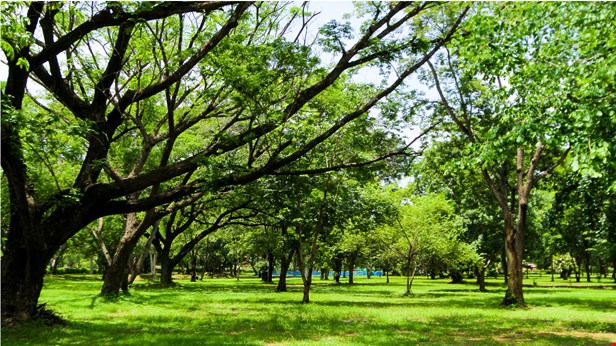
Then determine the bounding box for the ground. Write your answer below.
[2,274,615,345]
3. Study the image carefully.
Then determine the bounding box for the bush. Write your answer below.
[50,268,90,275]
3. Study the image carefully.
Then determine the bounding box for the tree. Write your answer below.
[375,188,474,295]
[1,1,468,321]
[414,139,502,290]
[426,2,616,305]
[151,192,254,286]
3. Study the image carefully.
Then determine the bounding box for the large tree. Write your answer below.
[1,2,468,321]
[426,2,616,305]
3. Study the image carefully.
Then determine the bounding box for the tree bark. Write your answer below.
[159,255,175,286]
[1,238,49,321]
[502,146,546,306]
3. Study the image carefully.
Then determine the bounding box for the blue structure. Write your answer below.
[272,270,383,277]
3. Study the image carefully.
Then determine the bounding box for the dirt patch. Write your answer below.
[538,330,616,342]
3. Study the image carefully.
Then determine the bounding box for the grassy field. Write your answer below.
[2,273,615,345]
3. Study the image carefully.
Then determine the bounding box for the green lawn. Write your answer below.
[2,274,615,345]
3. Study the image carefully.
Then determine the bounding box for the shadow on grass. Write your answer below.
[3,309,613,346]
[46,275,103,281]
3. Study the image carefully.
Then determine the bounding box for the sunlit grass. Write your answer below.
[2,273,615,345]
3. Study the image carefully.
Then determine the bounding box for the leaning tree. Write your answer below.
[1,1,468,321]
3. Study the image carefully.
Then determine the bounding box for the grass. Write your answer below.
[2,273,615,345]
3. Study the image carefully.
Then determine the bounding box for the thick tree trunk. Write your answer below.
[450,270,464,284]
[159,256,175,286]
[503,210,524,306]
[1,241,50,321]
[101,213,151,295]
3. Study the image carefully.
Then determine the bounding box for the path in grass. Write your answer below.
[2,274,615,345]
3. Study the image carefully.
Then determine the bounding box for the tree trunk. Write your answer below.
[612,256,616,283]
[502,210,524,306]
[150,252,157,276]
[128,223,158,284]
[348,252,357,284]
[266,252,275,284]
[574,255,582,282]
[277,249,294,292]
[1,240,50,321]
[450,270,464,284]
[49,244,68,275]
[501,252,507,282]
[405,256,417,295]
[475,266,486,292]
[159,255,175,286]
[297,242,311,303]
[584,252,591,283]
[333,258,342,284]
[89,256,95,274]
[101,213,152,295]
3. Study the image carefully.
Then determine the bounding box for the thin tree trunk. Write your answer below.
[150,252,157,276]
[91,217,112,267]
[475,265,486,292]
[190,250,198,282]
[266,251,275,284]
[89,256,95,274]
[129,222,158,284]
[405,255,417,295]
[49,244,68,275]
[277,249,294,292]
[348,252,357,284]
[297,242,311,303]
